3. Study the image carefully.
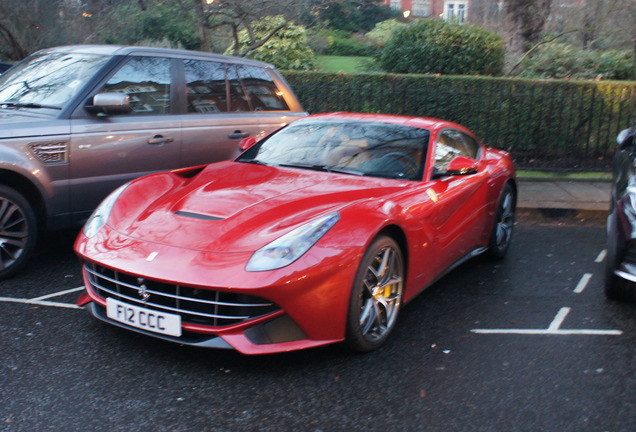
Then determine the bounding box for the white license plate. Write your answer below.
[106,298,182,337]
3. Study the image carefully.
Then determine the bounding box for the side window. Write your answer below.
[236,64,290,111]
[99,56,171,115]
[434,129,480,171]
[184,59,227,113]
[226,64,250,112]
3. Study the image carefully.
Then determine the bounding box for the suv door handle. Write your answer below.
[147,135,174,145]
[228,131,250,140]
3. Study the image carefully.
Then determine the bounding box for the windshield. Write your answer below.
[0,52,110,111]
[238,120,430,180]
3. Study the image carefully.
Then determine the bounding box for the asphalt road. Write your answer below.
[1,219,634,432]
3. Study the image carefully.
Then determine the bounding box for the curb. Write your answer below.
[516,207,607,224]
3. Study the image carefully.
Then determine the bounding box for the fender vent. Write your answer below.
[29,141,69,164]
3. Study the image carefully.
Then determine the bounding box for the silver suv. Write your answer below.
[0,45,306,278]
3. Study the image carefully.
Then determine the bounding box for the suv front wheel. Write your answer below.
[0,185,37,280]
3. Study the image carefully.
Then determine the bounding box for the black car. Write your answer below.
[0,62,11,74]
[606,126,636,301]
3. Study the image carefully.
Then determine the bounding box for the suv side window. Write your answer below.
[236,64,290,111]
[226,64,250,112]
[184,59,227,113]
[99,56,172,115]
[434,129,480,172]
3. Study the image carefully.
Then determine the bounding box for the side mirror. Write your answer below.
[239,136,257,151]
[617,128,635,150]
[445,156,478,176]
[86,92,132,115]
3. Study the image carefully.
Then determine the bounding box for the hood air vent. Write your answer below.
[175,210,224,221]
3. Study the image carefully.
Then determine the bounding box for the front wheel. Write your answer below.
[345,236,404,352]
[0,185,37,280]
[486,183,516,260]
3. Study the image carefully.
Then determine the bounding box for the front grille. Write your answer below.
[84,263,280,327]
[29,141,69,164]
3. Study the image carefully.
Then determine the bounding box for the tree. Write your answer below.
[502,0,553,69]
[225,15,316,70]
[0,0,64,60]
[303,0,397,32]
[192,0,308,54]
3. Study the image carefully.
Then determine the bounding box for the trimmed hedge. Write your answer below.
[283,71,636,171]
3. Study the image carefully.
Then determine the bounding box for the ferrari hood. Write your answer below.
[109,161,408,252]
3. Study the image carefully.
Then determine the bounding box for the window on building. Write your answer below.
[390,0,402,10]
[444,1,468,24]
[412,0,431,17]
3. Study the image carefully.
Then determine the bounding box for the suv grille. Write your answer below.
[84,263,280,327]
[29,141,68,164]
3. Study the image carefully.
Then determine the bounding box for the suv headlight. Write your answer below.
[246,212,340,272]
[83,183,129,238]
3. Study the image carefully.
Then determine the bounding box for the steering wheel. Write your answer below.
[382,152,419,178]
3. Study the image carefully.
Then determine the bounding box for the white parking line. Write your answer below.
[0,297,80,309]
[30,286,84,301]
[574,273,593,294]
[547,306,571,331]
[471,307,623,336]
[0,286,84,309]
[595,250,607,263]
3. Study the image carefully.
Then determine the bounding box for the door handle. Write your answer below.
[228,131,250,140]
[147,135,174,145]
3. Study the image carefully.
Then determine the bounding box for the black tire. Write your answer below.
[345,236,404,352]
[604,211,636,301]
[0,185,38,280]
[486,182,516,260]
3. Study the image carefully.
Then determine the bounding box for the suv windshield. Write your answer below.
[0,52,110,110]
[238,120,430,180]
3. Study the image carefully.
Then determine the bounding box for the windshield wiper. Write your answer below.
[278,163,364,176]
[0,102,62,110]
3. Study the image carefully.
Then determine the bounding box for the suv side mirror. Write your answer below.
[617,128,635,150]
[86,92,132,115]
[445,156,478,176]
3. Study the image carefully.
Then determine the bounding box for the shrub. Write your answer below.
[314,29,373,56]
[518,43,635,80]
[377,20,504,76]
[226,16,316,71]
[365,19,408,48]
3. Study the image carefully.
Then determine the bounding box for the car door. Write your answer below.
[179,60,302,167]
[69,55,181,223]
[425,128,490,272]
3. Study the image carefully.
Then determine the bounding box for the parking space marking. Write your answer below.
[574,273,593,294]
[0,286,83,309]
[595,250,607,263]
[471,307,623,336]
[30,286,84,301]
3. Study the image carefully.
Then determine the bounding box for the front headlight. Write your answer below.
[83,183,129,238]
[246,212,340,272]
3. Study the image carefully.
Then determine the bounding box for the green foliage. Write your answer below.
[226,16,316,71]
[307,0,398,33]
[99,3,199,50]
[320,30,371,56]
[378,20,504,76]
[365,19,407,48]
[518,43,635,81]
[283,71,636,171]
[316,55,372,73]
